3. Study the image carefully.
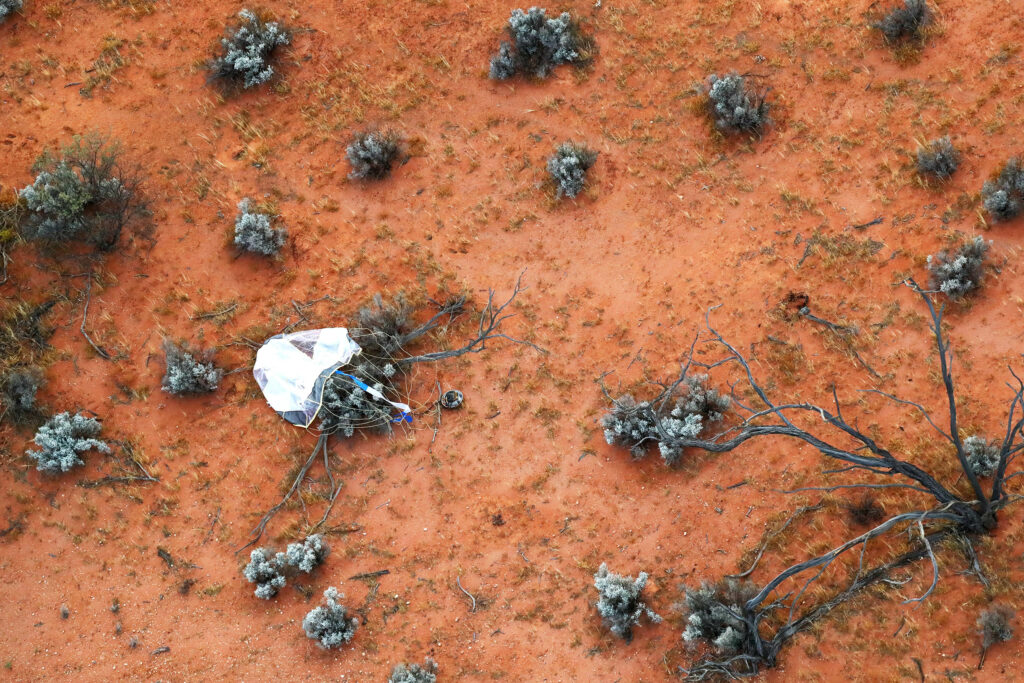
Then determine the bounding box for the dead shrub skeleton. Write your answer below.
[601,281,1024,679]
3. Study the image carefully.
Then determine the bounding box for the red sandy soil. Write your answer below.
[2,0,1024,681]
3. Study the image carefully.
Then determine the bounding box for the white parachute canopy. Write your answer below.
[253,328,411,428]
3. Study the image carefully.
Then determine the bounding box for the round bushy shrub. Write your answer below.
[243,548,286,599]
[489,8,591,80]
[916,137,959,180]
[593,563,661,642]
[210,9,290,89]
[161,340,222,396]
[547,142,597,199]
[982,158,1024,221]
[234,199,286,256]
[706,72,770,135]
[27,412,110,474]
[19,135,145,252]
[346,130,402,181]
[303,587,358,649]
[388,658,438,683]
[926,236,989,298]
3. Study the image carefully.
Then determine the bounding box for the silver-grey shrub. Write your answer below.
[547,142,597,199]
[602,375,729,465]
[0,0,23,22]
[388,658,437,683]
[489,7,590,80]
[681,579,758,655]
[926,236,989,298]
[303,587,358,649]
[210,9,290,90]
[243,548,286,599]
[965,435,1001,478]
[346,130,402,181]
[283,534,330,573]
[27,412,110,474]
[161,340,222,396]
[706,72,770,135]
[982,158,1024,222]
[593,563,661,642]
[916,136,959,180]
[234,199,286,255]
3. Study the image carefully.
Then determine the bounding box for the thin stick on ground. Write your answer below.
[81,278,111,361]
[236,432,327,554]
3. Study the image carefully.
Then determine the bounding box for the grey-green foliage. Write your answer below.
[27,412,110,474]
[965,435,1001,478]
[346,130,401,180]
[388,658,438,683]
[681,580,758,655]
[602,375,729,465]
[593,564,661,642]
[547,142,597,199]
[284,534,330,573]
[873,0,931,43]
[19,135,144,251]
[982,158,1024,221]
[1,366,44,425]
[602,395,659,458]
[489,7,588,80]
[243,548,286,599]
[210,9,290,89]
[706,72,770,135]
[917,136,959,180]
[978,605,1014,650]
[303,587,358,649]
[0,0,23,21]
[234,199,286,255]
[926,236,989,298]
[161,340,222,396]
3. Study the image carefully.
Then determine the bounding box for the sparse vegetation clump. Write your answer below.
[705,72,770,135]
[489,7,592,80]
[283,534,330,573]
[593,564,661,642]
[926,236,989,298]
[346,130,402,181]
[27,412,110,474]
[0,0,23,22]
[19,135,146,252]
[917,137,959,180]
[965,435,1001,478]
[873,0,931,43]
[978,605,1014,665]
[1,366,44,425]
[161,340,222,396]
[302,587,358,649]
[388,658,438,683]
[547,142,597,199]
[601,374,729,465]
[982,158,1024,221]
[210,9,290,90]
[234,199,286,256]
[681,580,758,655]
[243,548,286,599]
